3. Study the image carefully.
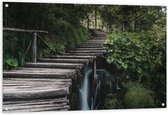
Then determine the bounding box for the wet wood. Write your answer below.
[78,45,103,48]
[67,49,106,53]
[39,58,90,64]
[3,78,71,101]
[3,27,48,33]
[3,28,107,112]
[32,32,37,62]
[70,48,105,50]
[62,52,105,56]
[25,62,84,69]
[4,88,69,101]
[3,68,76,79]
[50,55,96,59]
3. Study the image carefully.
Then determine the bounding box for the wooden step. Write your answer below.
[71,48,105,50]
[3,78,71,101]
[3,77,71,112]
[25,62,84,69]
[3,68,76,79]
[85,39,105,42]
[78,45,103,48]
[3,97,69,112]
[62,52,104,56]
[4,104,69,112]
[39,58,90,64]
[67,49,106,53]
[50,55,96,59]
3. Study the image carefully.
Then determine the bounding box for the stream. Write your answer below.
[79,57,122,110]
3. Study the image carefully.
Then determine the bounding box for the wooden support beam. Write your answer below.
[93,60,96,83]
[32,32,37,63]
[3,27,48,34]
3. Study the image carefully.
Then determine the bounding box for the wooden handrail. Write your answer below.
[3,27,48,34]
[3,27,49,63]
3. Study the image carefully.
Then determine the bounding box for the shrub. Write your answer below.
[124,82,155,108]
[104,97,124,109]
[104,31,166,82]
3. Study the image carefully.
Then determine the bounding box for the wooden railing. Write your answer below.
[3,27,49,63]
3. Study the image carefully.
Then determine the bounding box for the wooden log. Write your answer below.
[32,32,37,63]
[3,68,76,79]
[4,97,69,105]
[3,88,69,101]
[62,52,104,56]
[67,49,106,53]
[3,27,48,33]
[50,55,96,59]
[93,60,96,82]
[3,78,72,85]
[85,40,105,42]
[38,58,90,64]
[25,62,84,69]
[3,104,70,112]
[3,102,68,111]
[78,45,103,48]
[70,48,105,50]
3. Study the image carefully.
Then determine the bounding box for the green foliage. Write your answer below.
[104,31,165,82]
[124,82,155,108]
[104,97,123,109]
[3,32,28,69]
[5,57,18,69]
[3,3,89,69]
[99,5,166,32]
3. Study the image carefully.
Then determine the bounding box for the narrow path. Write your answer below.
[3,29,107,112]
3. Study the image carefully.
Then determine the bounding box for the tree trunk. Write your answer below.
[94,7,97,28]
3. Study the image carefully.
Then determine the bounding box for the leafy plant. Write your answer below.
[104,31,166,82]
[104,97,124,109]
[124,82,155,108]
[5,58,18,69]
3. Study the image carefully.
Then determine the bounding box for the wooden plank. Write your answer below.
[3,104,70,112]
[62,52,104,56]
[67,49,106,53]
[3,102,68,111]
[3,80,71,89]
[3,68,76,78]
[25,62,84,69]
[50,55,96,59]
[39,58,90,64]
[78,44,102,48]
[3,97,68,105]
[3,88,69,101]
[70,48,105,50]
[32,32,37,62]
[3,78,72,85]
[3,27,48,33]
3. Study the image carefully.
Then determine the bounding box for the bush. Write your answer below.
[104,31,166,82]
[104,97,124,109]
[124,82,155,108]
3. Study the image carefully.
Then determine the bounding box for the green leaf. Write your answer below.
[5,58,18,69]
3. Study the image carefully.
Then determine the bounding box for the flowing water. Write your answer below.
[79,67,92,110]
[79,60,121,110]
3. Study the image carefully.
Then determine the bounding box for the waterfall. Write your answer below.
[79,68,92,110]
[79,63,119,110]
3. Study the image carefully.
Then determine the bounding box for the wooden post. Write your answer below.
[92,60,96,91]
[93,60,96,82]
[32,32,37,63]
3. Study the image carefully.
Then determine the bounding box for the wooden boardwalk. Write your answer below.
[3,29,106,112]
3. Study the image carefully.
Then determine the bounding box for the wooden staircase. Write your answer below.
[3,29,107,112]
